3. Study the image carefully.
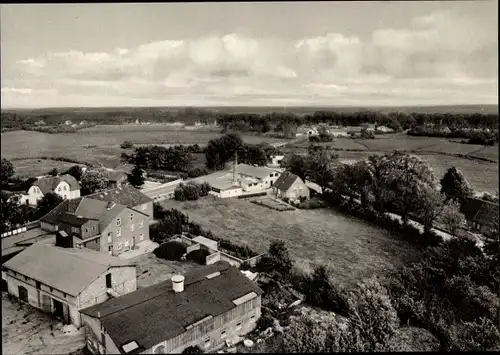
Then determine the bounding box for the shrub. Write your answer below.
[182,345,203,354]
[153,241,187,261]
[174,187,186,201]
[153,202,165,219]
[186,249,210,265]
[257,310,275,331]
[198,182,211,196]
[186,167,209,178]
[120,141,134,149]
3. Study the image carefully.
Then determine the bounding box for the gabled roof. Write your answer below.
[273,171,302,192]
[235,164,279,180]
[86,185,152,209]
[81,262,263,352]
[4,243,132,296]
[57,212,93,226]
[461,197,499,227]
[33,174,80,194]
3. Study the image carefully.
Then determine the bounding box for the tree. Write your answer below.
[0,193,31,233]
[437,199,466,235]
[380,152,438,225]
[440,167,473,204]
[205,133,244,170]
[150,208,189,243]
[80,170,109,195]
[347,277,400,352]
[268,240,293,276]
[34,192,64,220]
[279,313,328,353]
[120,141,134,149]
[281,154,309,181]
[64,165,84,181]
[48,168,58,176]
[127,165,145,187]
[0,158,14,185]
[447,318,500,351]
[307,146,338,193]
[415,186,445,232]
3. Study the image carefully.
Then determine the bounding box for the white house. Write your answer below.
[209,164,281,198]
[273,171,310,200]
[3,240,136,328]
[23,174,80,206]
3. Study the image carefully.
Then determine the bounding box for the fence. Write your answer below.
[1,220,40,238]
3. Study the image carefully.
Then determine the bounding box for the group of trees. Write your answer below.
[121,145,194,172]
[408,126,499,145]
[174,182,211,201]
[205,133,276,171]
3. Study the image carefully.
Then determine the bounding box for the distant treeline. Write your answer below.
[408,126,499,145]
[2,108,498,135]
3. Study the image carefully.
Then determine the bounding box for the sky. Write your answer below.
[1,1,498,108]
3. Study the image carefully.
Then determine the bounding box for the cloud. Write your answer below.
[3,6,497,108]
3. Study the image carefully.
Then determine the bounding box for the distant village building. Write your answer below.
[80,120,87,126]
[40,185,154,256]
[273,171,310,200]
[65,120,73,126]
[375,125,395,134]
[22,174,80,206]
[80,262,263,354]
[3,240,136,328]
[135,119,140,124]
[267,155,285,168]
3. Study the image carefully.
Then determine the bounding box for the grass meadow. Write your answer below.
[163,197,422,288]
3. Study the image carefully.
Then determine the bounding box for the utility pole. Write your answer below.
[233,150,238,183]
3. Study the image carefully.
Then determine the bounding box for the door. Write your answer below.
[53,299,64,320]
[18,285,28,303]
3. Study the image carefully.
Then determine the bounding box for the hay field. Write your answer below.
[163,197,422,288]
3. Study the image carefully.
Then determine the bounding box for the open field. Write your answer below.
[162,197,422,288]
[1,126,286,171]
[2,293,85,355]
[10,159,86,178]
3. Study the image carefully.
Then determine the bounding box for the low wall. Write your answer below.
[206,251,221,265]
[220,252,263,267]
[1,220,40,238]
[186,243,201,253]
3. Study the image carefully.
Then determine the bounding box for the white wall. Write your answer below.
[27,185,44,206]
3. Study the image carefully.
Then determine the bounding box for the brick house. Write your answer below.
[273,171,310,200]
[3,240,136,328]
[22,174,81,206]
[39,185,154,256]
[80,262,263,354]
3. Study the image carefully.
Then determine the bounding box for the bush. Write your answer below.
[182,345,203,354]
[186,248,210,265]
[174,187,186,201]
[186,167,209,178]
[120,141,134,149]
[153,202,165,219]
[183,184,200,200]
[257,310,275,331]
[298,198,326,209]
[153,241,187,261]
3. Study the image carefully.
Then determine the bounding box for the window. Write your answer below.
[36,281,41,290]
[106,274,112,288]
[116,218,121,226]
[64,194,67,199]
[72,227,78,233]
[139,220,144,228]
[236,323,242,331]
[24,276,28,281]
[50,287,53,292]
[92,226,96,232]
[108,246,113,255]
[221,330,227,339]
[107,232,112,243]
[117,228,121,237]
[130,224,135,232]
[124,240,130,248]
[58,187,61,192]
[64,185,67,191]
[84,228,89,234]
[64,293,67,298]
[204,338,211,348]
[139,233,144,241]
[130,213,134,220]
[117,242,123,250]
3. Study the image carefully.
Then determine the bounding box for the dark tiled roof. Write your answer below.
[57,212,92,226]
[274,171,300,192]
[40,199,80,224]
[461,197,499,227]
[86,185,152,209]
[81,262,263,351]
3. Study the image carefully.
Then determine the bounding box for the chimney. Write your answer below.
[172,275,185,293]
[233,151,237,183]
[106,201,116,210]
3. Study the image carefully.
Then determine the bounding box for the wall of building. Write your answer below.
[27,185,44,205]
[82,315,122,355]
[41,221,58,232]
[78,266,137,310]
[283,180,310,200]
[100,207,150,256]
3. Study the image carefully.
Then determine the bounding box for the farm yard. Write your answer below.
[162,197,423,288]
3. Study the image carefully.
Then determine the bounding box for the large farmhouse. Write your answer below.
[21,174,81,206]
[39,185,154,256]
[80,262,263,354]
[3,239,136,328]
